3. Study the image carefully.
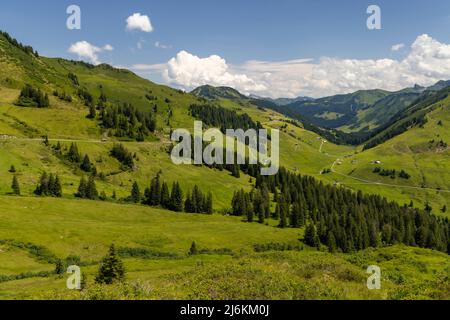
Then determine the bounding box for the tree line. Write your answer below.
[128,174,213,214]
[100,103,156,141]
[0,30,39,56]
[231,167,450,254]
[16,84,50,108]
[189,104,262,133]
[373,167,411,180]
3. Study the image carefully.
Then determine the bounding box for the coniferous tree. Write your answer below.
[146,174,161,206]
[52,175,63,197]
[95,244,125,284]
[80,154,93,172]
[9,165,16,173]
[86,176,98,200]
[304,223,320,248]
[76,176,88,198]
[189,241,198,256]
[160,182,170,208]
[205,192,213,215]
[170,182,184,212]
[130,181,141,203]
[11,175,20,195]
[184,191,193,213]
[327,231,337,253]
[67,143,81,163]
[35,172,49,196]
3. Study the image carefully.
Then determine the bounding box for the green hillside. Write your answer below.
[0,31,449,300]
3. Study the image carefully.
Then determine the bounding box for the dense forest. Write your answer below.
[230,167,450,254]
[100,103,156,141]
[189,104,263,133]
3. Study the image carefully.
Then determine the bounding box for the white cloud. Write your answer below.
[68,41,113,65]
[145,34,450,98]
[126,13,153,32]
[132,63,166,71]
[103,44,114,51]
[391,43,405,51]
[155,41,171,49]
[162,51,267,93]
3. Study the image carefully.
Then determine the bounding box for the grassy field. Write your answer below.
[0,195,448,300]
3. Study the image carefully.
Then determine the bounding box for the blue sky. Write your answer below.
[2,0,450,97]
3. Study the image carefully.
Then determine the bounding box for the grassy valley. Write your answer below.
[0,31,449,300]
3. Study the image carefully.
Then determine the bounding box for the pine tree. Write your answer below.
[327,231,337,253]
[76,176,88,198]
[80,154,92,172]
[8,165,16,173]
[189,241,198,256]
[147,174,161,206]
[11,175,20,195]
[130,181,141,203]
[290,202,300,228]
[53,175,63,197]
[35,172,49,196]
[67,143,81,163]
[160,182,170,208]
[170,182,184,212]
[86,176,98,200]
[205,192,213,214]
[95,244,125,284]
[304,223,320,248]
[184,192,193,213]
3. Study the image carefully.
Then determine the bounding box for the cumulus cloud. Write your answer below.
[145,34,450,98]
[162,51,267,93]
[68,41,113,65]
[126,13,153,32]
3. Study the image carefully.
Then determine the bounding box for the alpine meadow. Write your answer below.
[0,1,449,303]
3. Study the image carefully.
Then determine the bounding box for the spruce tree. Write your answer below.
[95,244,125,284]
[11,175,20,195]
[189,241,198,255]
[76,176,88,198]
[86,176,98,200]
[53,175,63,197]
[35,172,49,196]
[160,182,170,208]
[205,192,213,214]
[80,154,92,172]
[67,143,81,163]
[148,174,161,206]
[184,192,193,213]
[130,181,141,203]
[170,182,183,212]
[304,223,320,248]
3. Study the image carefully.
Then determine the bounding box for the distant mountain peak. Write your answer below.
[191,85,248,100]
